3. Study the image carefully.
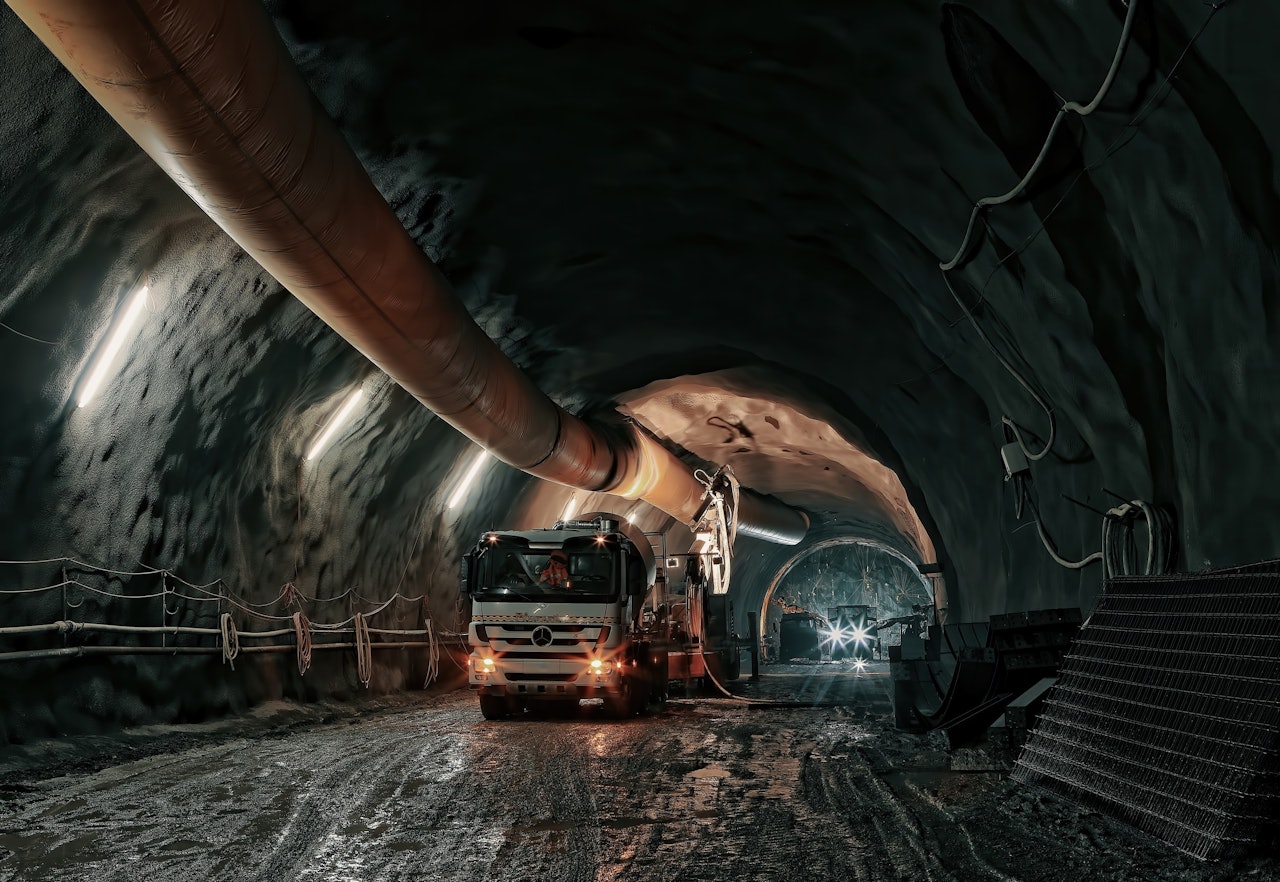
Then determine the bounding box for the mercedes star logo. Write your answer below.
[531,626,554,647]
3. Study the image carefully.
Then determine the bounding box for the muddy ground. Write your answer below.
[0,661,1275,881]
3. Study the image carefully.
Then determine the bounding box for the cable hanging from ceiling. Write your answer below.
[938,0,1141,465]
[932,0,1230,577]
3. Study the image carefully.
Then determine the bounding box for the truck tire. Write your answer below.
[479,694,509,720]
[605,682,635,719]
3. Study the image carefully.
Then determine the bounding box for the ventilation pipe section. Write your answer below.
[735,491,810,546]
[9,0,809,543]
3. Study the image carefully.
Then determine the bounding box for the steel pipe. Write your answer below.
[9,0,806,541]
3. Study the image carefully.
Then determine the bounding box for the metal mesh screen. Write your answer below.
[1012,565,1280,859]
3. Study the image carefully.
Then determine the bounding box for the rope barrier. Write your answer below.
[0,641,440,664]
[0,620,442,640]
[0,555,453,685]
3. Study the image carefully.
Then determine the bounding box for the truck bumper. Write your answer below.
[474,681,624,701]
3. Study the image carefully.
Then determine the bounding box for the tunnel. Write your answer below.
[2,0,1279,878]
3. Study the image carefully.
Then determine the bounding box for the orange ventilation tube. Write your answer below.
[10,0,807,544]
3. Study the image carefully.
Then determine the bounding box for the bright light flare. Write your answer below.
[854,658,867,671]
[305,388,364,461]
[820,627,851,649]
[447,450,490,510]
[851,627,869,644]
[78,284,149,408]
[560,494,578,524]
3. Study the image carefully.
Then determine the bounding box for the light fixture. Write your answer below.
[77,283,149,408]
[560,494,577,524]
[305,387,364,461]
[447,450,490,510]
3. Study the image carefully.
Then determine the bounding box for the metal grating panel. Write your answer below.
[1012,566,1280,859]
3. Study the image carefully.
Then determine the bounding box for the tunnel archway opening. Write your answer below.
[760,537,936,662]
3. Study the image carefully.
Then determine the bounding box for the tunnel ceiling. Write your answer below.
[616,367,935,562]
[2,0,1278,622]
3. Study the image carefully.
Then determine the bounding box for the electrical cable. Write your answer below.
[1021,481,1174,576]
[939,0,1140,272]
[1025,483,1104,570]
[942,271,1056,461]
[956,1,1231,326]
[0,320,57,345]
[937,0,1142,465]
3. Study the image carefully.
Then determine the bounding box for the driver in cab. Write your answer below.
[540,549,570,588]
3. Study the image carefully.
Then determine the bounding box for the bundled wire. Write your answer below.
[218,612,240,669]
[1022,482,1175,577]
[1103,499,1177,577]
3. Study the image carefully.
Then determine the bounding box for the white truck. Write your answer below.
[461,515,740,719]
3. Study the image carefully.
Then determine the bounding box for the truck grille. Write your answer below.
[476,623,609,651]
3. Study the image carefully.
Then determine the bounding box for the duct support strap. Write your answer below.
[7,0,807,543]
[1012,564,1280,859]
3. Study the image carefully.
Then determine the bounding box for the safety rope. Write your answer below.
[292,611,313,675]
[219,612,240,669]
[423,619,440,687]
[2,557,465,685]
[353,613,372,687]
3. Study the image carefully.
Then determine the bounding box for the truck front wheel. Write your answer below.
[479,694,509,720]
[604,682,635,719]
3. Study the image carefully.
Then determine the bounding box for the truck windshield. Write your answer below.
[476,545,618,600]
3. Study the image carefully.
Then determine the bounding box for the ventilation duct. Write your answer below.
[9,0,807,544]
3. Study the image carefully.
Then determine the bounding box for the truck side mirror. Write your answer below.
[459,554,472,594]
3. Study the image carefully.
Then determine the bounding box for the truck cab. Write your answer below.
[461,517,665,719]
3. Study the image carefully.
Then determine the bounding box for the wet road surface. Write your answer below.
[0,662,1271,881]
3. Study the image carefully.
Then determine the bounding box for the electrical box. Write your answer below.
[1001,442,1030,479]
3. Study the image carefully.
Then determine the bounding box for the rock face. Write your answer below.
[2,0,1278,739]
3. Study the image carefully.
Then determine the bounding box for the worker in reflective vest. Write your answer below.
[540,549,569,587]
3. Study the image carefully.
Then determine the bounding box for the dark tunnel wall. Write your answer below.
[0,8,539,744]
[4,0,1280,741]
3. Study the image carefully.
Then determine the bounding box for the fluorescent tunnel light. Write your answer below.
[305,388,365,461]
[560,494,578,524]
[78,284,149,408]
[447,450,490,510]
